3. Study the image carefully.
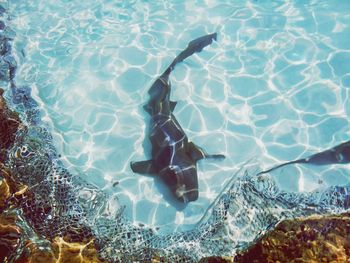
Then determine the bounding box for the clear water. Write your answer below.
[7,0,350,232]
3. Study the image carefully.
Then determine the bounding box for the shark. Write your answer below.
[130,33,225,204]
[258,140,350,175]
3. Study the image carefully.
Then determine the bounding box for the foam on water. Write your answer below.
[6,0,350,232]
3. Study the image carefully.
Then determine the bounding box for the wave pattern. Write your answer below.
[1,1,350,262]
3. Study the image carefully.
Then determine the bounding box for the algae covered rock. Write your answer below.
[234,212,350,263]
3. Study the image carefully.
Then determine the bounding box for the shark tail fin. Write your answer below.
[163,32,217,76]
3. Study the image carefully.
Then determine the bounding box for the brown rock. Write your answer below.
[0,92,101,261]
[0,214,22,262]
[0,177,10,211]
[199,256,233,263]
[15,238,105,263]
[51,238,104,263]
[15,240,56,263]
[234,213,350,263]
[0,163,27,202]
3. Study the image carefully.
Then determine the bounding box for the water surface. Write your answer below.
[7,0,350,232]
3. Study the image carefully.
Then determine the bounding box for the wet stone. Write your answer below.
[234,213,350,262]
[16,241,55,263]
[0,178,10,212]
[0,214,22,262]
[15,238,105,263]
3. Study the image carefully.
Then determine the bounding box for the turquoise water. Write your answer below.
[6,0,350,232]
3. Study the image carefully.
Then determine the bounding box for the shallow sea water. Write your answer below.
[6,0,350,232]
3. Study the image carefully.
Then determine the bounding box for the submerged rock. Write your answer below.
[0,164,103,262]
[0,214,22,262]
[199,256,233,263]
[0,88,22,163]
[0,177,10,211]
[15,238,105,263]
[0,45,16,81]
[234,212,350,262]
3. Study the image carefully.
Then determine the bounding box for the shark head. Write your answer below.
[160,164,199,204]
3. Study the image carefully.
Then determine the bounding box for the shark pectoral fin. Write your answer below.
[257,159,307,175]
[170,101,177,111]
[130,160,157,175]
[187,142,206,161]
[187,142,225,162]
[206,154,226,159]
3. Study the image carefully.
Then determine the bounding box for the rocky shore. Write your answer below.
[2,80,350,262]
[0,87,104,263]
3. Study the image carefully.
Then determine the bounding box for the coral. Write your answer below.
[234,212,350,263]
